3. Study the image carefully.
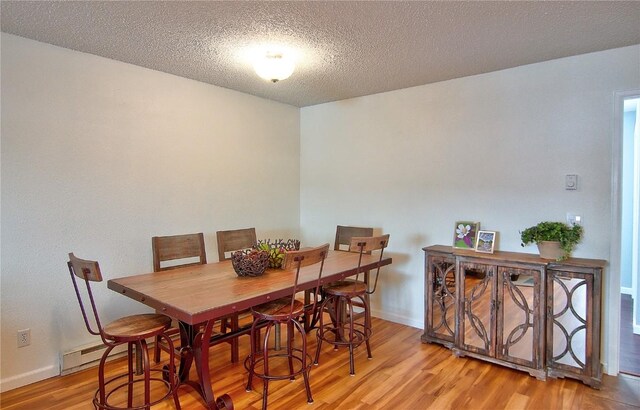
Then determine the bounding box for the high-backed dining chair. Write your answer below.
[314,234,389,375]
[215,227,259,358]
[152,232,206,272]
[334,225,374,251]
[68,253,181,410]
[245,243,330,410]
[152,233,237,363]
[216,227,257,261]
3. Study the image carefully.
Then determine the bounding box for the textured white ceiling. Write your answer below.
[2,1,639,107]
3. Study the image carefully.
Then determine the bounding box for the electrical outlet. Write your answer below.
[17,329,31,348]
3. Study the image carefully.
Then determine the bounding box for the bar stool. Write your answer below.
[314,234,389,375]
[244,243,329,410]
[68,253,181,409]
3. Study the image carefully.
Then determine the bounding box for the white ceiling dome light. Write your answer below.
[253,50,295,83]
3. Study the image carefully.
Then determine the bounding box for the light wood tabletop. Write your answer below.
[107,249,392,409]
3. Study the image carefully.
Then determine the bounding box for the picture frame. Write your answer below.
[453,221,480,250]
[475,230,496,254]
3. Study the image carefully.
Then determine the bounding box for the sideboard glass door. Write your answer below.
[427,256,456,344]
[496,267,543,370]
[459,262,495,356]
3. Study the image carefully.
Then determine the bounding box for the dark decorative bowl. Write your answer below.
[231,249,269,277]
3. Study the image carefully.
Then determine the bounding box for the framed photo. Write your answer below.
[453,221,480,250]
[475,230,496,253]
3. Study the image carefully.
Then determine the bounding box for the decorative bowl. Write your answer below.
[256,239,301,268]
[231,249,269,277]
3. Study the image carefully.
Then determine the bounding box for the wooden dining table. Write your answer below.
[107,249,392,409]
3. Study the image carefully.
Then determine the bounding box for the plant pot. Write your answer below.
[536,241,565,260]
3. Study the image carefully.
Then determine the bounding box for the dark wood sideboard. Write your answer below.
[422,245,605,388]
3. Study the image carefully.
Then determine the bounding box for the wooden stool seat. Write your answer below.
[323,280,368,297]
[252,298,305,321]
[103,314,172,342]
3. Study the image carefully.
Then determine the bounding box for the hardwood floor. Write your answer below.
[1,318,639,409]
[620,294,640,377]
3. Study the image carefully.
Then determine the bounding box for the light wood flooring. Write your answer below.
[1,318,639,409]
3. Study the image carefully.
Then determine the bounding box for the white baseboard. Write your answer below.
[0,365,59,393]
[621,286,634,295]
[371,308,423,330]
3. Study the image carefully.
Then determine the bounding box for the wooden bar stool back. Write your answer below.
[68,253,180,410]
[245,243,330,410]
[314,234,390,375]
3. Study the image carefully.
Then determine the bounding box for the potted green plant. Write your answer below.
[520,221,583,261]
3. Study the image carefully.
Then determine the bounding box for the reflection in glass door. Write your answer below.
[497,267,541,369]
[460,263,494,356]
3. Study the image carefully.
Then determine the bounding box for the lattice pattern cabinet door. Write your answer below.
[546,262,603,388]
[422,248,456,347]
[496,266,546,376]
[458,261,496,357]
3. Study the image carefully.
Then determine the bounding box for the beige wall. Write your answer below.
[0,34,300,390]
[300,45,640,370]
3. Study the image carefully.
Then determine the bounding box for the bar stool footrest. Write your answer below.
[94,367,180,410]
[316,323,371,348]
[243,348,313,381]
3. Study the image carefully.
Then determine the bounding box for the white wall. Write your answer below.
[300,45,640,367]
[0,34,300,391]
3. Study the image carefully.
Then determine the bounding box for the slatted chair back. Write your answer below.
[282,243,330,319]
[216,228,257,261]
[68,253,108,344]
[349,234,390,294]
[152,232,207,272]
[334,225,374,251]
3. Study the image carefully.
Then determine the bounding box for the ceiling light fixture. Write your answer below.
[253,51,295,83]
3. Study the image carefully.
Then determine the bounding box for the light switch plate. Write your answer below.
[565,174,578,190]
[567,213,582,226]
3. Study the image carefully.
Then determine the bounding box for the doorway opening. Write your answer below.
[619,95,640,376]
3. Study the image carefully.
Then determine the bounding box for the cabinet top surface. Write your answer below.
[423,245,606,268]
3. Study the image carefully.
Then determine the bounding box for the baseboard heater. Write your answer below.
[61,341,129,375]
[60,334,178,375]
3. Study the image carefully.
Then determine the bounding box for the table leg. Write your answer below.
[178,322,195,381]
[178,321,234,410]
